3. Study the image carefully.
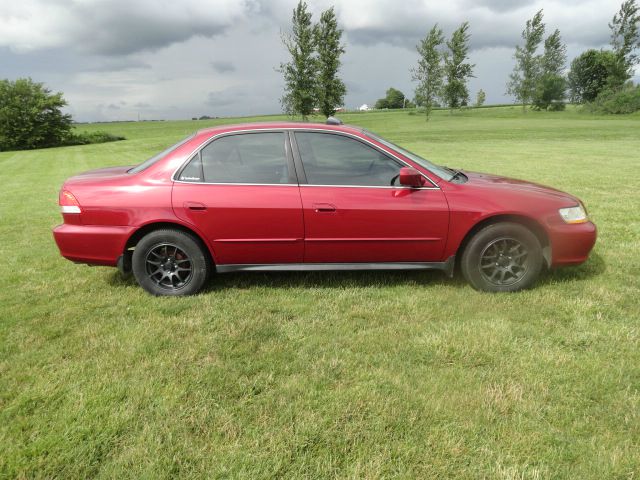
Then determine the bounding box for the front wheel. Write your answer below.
[460,222,543,292]
[132,229,210,296]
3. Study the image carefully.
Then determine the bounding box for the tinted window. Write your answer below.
[295,132,401,186]
[178,154,203,182]
[365,130,451,181]
[181,132,290,184]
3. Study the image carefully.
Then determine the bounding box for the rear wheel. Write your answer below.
[461,222,543,292]
[132,229,210,296]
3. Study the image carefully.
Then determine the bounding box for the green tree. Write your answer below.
[609,0,640,86]
[279,1,317,120]
[375,87,406,109]
[541,29,567,76]
[374,98,389,109]
[589,82,640,113]
[568,49,620,103]
[507,10,545,110]
[443,22,475,110]
[0,78,72,151]
[533,29,567,110]
[412,24,445,120]
[475,89,486,107]
[533,75,567,110]
[314,7,346,118]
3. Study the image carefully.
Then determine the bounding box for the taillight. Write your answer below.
[59,189,82,214]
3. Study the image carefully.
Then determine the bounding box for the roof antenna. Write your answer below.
[326,116,343,125]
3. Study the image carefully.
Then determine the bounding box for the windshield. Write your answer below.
[128,134,195,174]
[365,130,454,181]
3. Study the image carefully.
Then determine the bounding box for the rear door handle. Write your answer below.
[313,203,336,213]
[184,201,207,211]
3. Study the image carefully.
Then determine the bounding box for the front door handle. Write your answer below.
[184,201,207,211]
[313,203,336,213]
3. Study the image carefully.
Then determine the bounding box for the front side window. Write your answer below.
[365,130,452,181]
[294,132,402,186]
[179,132,290,184]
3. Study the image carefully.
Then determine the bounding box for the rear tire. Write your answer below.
[461,222,543,292]
[132,229,210,296]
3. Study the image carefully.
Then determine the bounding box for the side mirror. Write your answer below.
[399,167,425,187]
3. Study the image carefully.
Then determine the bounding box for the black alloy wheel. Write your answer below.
[461,222,543,292]
[132,229,210,296]
[478,237,529,287]
[145,243,193,290]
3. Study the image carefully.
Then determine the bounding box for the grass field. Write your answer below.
[1,106,639,479]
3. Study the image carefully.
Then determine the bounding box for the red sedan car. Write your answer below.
[53,120,596,296]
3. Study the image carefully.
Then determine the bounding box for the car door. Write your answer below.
[172,131,304,265]
[292,131,449,263]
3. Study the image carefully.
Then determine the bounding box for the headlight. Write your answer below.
[559,204,588,224]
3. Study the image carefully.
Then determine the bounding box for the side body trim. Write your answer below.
[304,237,441,243]
[216,257,455,274]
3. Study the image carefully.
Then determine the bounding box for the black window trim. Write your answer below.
[172,127,439,190]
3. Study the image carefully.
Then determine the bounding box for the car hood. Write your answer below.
[462,170,579,202]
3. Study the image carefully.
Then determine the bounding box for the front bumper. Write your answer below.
[548,221,597,267]
[53,224,135,266]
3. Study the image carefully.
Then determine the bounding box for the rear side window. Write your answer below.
[178,154,203,182]
[179,132,290,184]
[294,132,402,186]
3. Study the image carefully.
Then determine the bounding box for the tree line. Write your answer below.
[279,2,346,120]
[508,1,639,113]
[279,0,640,119]
[412,22,475,119]
[569,0,639,112]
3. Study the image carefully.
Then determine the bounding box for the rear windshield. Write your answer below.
[128,134,195,174]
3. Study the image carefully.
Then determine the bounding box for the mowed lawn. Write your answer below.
[0,107,638,479]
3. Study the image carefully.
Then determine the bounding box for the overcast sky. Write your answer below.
[1,0,636,122]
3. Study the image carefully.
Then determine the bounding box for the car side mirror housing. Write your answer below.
[399,167,425,187]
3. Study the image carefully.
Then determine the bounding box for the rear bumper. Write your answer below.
[549,221,597,267]
[53,224,135,266]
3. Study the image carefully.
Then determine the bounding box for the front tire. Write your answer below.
[461,222,543,292]
[132,229,210,296]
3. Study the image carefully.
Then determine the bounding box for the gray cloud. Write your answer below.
[81,59,151,73]
[344,80,366,95]
[207,88,242,108]
[0,0,633,122]
[1,0,620,56]
[340,0,615,51]
[211,60,236,73]
[473,0,538,13]
[0,0,253,55]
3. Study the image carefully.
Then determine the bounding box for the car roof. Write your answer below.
[196,121,365,137]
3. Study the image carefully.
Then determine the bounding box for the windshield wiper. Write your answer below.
[442,166,468,183]
[442,166,462,181]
